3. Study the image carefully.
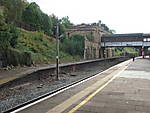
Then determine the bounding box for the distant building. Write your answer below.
[66,24,112,59]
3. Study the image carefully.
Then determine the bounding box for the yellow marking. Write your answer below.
[67,75,116,113]
[68,64,128,113]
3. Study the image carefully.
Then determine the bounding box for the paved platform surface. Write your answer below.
[64,58,150,113]
[16,58,150,113]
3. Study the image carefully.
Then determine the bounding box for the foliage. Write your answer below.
[101,23,109,31]
[1,0,27,24]
[0,0,116,66]
[0,12,9,48]
[15,28,75,64]
[114,47,138,56]
[22,2,52,35]
[86,32,94,41]
[1,0,76,37]
[60,16,73,29]
[1,48,32,67]
[60,34,85,56]
[0,4,78,65]
[0,9,4,24]
[41,13,53,35]
[0,13,19,49]
[49,15,73,36]
[109,29,116,34]
[49,15,64,35]
[9,25,20,47]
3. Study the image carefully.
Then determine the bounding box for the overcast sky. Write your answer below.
[28,0,150,34]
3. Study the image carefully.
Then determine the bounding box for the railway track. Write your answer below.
[2,63,122,113]
[1,57,128,113]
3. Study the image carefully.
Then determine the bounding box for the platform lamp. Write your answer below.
[56,23,64,80]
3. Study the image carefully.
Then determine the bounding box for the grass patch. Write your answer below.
[114,47,138,56]
[15,28,78,64]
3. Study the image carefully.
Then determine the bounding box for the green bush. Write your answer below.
[1,48,32,67]
[86,32,94,41]
[0,17,20,49]
[60,34,85,56]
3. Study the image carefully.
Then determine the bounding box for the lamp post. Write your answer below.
[55,23,64,80]
[56,23,59,80]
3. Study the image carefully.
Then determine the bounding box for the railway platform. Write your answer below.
[0,57,122,86]
[0,60,90,85]
[0,64,53,86]
[9,58,150,113]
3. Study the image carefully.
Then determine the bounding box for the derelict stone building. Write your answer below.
[66,24,111,59]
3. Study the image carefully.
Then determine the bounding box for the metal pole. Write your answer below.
[56,23,59,80]
[104,41,106,66]
[124,48,126,58]
[142,46,144,58]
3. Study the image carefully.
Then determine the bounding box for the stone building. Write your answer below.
[66,24,111,59]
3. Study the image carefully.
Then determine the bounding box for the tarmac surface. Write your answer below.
[14,58,150,113]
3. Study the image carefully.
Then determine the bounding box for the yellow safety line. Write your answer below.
[67,64,128,113]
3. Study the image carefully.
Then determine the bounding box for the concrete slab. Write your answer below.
[66,58,150,113]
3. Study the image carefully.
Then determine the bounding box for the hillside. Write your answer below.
[15,29,78,64]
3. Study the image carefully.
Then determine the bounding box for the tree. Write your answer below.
[60,34,85,56]
[22,2,53,35]
[0,13,19,49]
[0,10,11,49]
[60,16,73,29]
[1,0,27,24]
[59,16,73,35]
[49,15,74,36]
[101,24,109,31]
[50,14,59,36]
[109,29,116,34]
[0,9,5,25]
[22,2,43,29]
[41,13,52,35]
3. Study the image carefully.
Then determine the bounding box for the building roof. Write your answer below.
[101,33,147,42]
[143,33,150,37]
[68,24,105,32]
[102,33,143,38]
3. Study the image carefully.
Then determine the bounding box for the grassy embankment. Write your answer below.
[15,28,80,65]
[114,47,138,56]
